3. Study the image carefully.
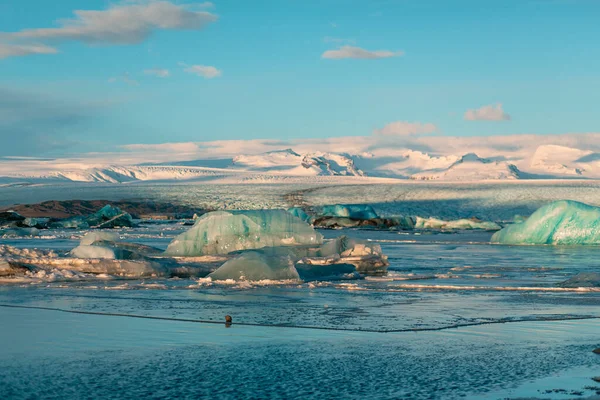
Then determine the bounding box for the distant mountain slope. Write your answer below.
[410,153,521,181]
[3,134,600,183]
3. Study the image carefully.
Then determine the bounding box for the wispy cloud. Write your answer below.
[183,64,222,79]
[0,43,58,59]
[373,121,438,136]
[0,1,217,59]
[143,68,170,78]
[322,45,404,60]
[464,103,511,121]
[108,72,139,86]
[323,37,355,45]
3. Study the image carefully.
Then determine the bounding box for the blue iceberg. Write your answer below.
[491,200,600,245]
[208,250,300,281]
[287,207,313,224]
[320,204,379,220]
[165,210,323,256]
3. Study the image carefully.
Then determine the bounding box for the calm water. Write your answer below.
[2,227,600,398]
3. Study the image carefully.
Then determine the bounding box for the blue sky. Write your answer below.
[1,0,599,156]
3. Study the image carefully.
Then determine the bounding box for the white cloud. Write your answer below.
[322,45,404,60]
[373,121,438,136]
[144,68,170,77]
[4,1,217,46]
[464,103,511,121]
[184,64,222,79]
[0,43,57,59]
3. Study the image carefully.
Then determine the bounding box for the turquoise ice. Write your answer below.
[320,204,379,220]
[208,249,300,281]
[165,210,323,256]
[287,207,313,223]
[491,200,600,245]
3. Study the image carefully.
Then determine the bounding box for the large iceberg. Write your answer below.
[165,210,323,256]
[491,200,600,245]
[287,207,313,224]
[320,204,379,220]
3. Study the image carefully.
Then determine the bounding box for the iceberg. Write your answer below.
[287,207,313,224]
[0,227,39,238]
[320,204,379,220]
[165,210,323,256]
[559,272,600,288]
[491,200,600,245]
[0,210,25,227]
[48,205,134,229]
[21,217,49,229]
[414,217,501,231]
[71,232,162,260]
[86,205,134,228]
[208,250,300,281]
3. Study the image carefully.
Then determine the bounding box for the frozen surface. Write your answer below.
[165,210,323,256]
[492,200,600,245]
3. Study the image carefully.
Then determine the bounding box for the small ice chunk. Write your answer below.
[415,217,500,230]
[492,200,600,245]
[295,263,357,281]
[70,245,119,260]
[320,204,379,220]
[208,250,300,281]
[80,232,120,246]
[0,227,39,238]
[559,272,600,288]
[86,205,134,228]
[165,210,323,256]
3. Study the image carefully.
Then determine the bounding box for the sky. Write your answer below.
[0,0,599,158]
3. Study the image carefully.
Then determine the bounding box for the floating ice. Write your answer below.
[21,217,49,229]
[48,205,134,229]
[70,245,122,260]
[165,210,323,256]
[287,207,313,223]
[71,232,161,260]
[559,272,600,288]
[80,232,120,246]
[414,217,501,231]
[320,204,379,220]
[49,216,90,229]
[0,210,25,227]
[208,250,300,281]
[0,227,39,238]
[492,200,600,245]
[86,205,134,228]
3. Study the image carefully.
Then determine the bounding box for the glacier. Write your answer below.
[491,200,600,245]
[165,210,323,256]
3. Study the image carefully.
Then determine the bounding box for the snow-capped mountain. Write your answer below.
[3,133,600,183]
